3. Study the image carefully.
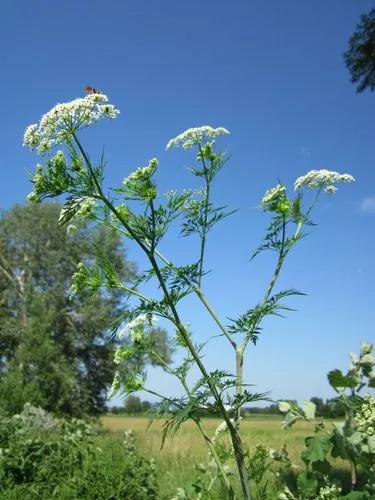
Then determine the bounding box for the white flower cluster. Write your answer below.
[317,484,342,499]
[261,183,287,208]
[324,185,337,195]
[355,394,375,436]
[294,169,354,191]
[75,198,96,219]
[113,346,133,365]
[349,342,374,373]
[212,417,237,443]
[182,187,207,211]
[122,158,158,185]
[117,314,157,342]
[109,371,121,398]
[23,93,119,154]
[166,126,229,150]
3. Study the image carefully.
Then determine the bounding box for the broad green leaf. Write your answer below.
[327,369,358,391]
[301,435,332,464]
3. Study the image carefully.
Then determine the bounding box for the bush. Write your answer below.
[0,404,158,499]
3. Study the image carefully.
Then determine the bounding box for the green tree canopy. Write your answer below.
[0,202,137,416]
[124,395,143,413]
[345,8,375,93]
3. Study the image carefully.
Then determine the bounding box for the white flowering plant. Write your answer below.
[275,342,375,499]
[25,92,355,500]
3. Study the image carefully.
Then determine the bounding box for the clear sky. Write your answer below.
[1,0,374,405]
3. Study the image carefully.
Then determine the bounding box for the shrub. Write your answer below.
[0,404,158,499]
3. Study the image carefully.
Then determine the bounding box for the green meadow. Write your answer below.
[100,415,347,497]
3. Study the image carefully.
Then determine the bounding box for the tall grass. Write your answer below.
[101,415,338,497]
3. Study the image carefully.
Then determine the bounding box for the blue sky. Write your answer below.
[1,0,374,405]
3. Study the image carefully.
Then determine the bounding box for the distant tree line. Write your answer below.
[111,395,153,414]
[110,395,346,418]
[243,397,345,418]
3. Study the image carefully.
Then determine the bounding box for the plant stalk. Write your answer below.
[74,136,251,499]
[235,346,244,430]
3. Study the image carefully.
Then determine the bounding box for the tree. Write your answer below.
[141,400,152,412]
[344,8,375,93]
[124,395,142,413]
[310,397,325,417]
[0,202,137,416]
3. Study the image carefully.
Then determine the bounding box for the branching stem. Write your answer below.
[74,134,250,499]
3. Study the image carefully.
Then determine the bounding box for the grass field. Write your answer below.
[100,414,334,497]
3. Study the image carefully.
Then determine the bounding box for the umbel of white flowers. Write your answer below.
[355,394,375,436]
[294,169,355,192]
[23,93,119,154]
[166,126,229,150]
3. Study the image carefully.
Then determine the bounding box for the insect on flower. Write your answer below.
[84,85,102,95]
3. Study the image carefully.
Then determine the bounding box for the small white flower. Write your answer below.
[166,125,229,150]
[324,185,337,195]
[75,198,96,219]
[294,169,355,192]
[213,420,227,441]
[360,341,373,356]
[23,124,40,148]
[317,484,342,499]
[354,394,375,436]
[117,314,157,341]
[212,417,238,445]
[278,401,291,413]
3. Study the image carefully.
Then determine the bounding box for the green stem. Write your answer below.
[147,252,250,499]
[119,284,153,303]
[195,419,235,499]
[150,350,234,497]
[243,216,289,353]
[151,247,236,349]
[235,345,244,430]
[194,287,237,349]
[72,133,149,255]
[197,145,210,287]
[345,406,357,489]
[237,216,289,433]
[73,136,250,499]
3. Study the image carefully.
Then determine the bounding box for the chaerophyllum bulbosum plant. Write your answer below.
[24,91,354,500]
